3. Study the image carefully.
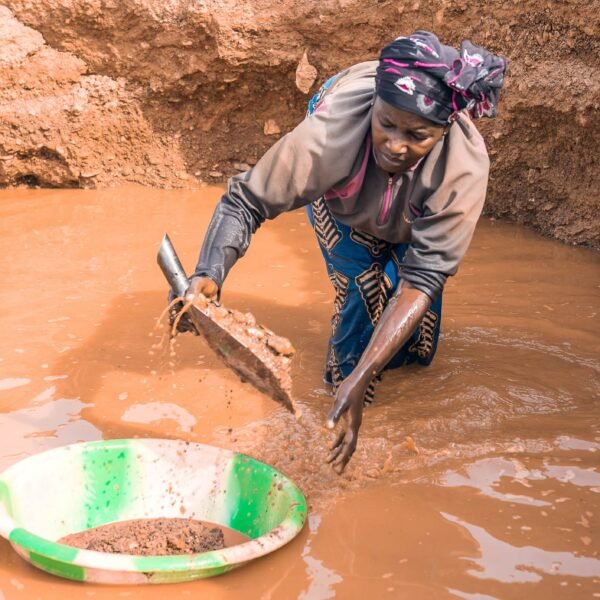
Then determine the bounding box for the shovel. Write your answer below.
[157,233,295,412]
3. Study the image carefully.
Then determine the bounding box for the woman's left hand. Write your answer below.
[326,374,367,474]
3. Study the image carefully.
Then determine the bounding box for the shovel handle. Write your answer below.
[157,233,190,298]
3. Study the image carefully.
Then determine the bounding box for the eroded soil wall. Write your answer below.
[1,0,598,246]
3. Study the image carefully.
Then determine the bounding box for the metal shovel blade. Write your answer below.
[157,233,295,412]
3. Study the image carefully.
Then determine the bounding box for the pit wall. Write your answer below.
[1,1,598,247]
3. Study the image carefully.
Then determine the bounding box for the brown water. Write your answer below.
[0,186,598,599]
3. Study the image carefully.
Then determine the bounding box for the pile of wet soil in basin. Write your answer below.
[59,518,226,556]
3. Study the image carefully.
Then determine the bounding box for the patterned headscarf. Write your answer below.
[375,31,508,125]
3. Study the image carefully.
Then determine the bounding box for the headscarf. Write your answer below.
[375,31,508,125]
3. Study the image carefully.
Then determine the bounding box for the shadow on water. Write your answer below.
[48,289,329,407]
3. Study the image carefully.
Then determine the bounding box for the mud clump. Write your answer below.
[58,518,226,556]
[189,297,296,412]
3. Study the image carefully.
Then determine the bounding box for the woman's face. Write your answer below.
[371,97,446,173]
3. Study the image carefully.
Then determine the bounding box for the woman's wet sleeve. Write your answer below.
[192,191,263,289]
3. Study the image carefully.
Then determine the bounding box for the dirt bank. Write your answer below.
[0,5,188,188]
[1,1,598,247]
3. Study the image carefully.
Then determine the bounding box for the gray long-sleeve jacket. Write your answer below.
[194,61,490,300]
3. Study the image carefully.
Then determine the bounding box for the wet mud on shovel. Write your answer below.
[157,233,296,413]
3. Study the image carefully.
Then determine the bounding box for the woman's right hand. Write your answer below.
[326,373,367,474]
[185,276,219,302]
[168,276,219,335]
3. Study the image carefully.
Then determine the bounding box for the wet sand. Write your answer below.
[0,186,598,598]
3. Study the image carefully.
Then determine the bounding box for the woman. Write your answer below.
[180,31,507,473]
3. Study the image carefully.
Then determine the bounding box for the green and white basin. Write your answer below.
[0,439,307,584]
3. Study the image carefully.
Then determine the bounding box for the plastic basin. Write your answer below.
[0,439,307,584]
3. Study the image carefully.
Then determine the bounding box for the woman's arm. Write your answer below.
[188,73,375,296]
[327,280,432,473]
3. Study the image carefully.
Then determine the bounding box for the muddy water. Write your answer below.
[0,186,598,599]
